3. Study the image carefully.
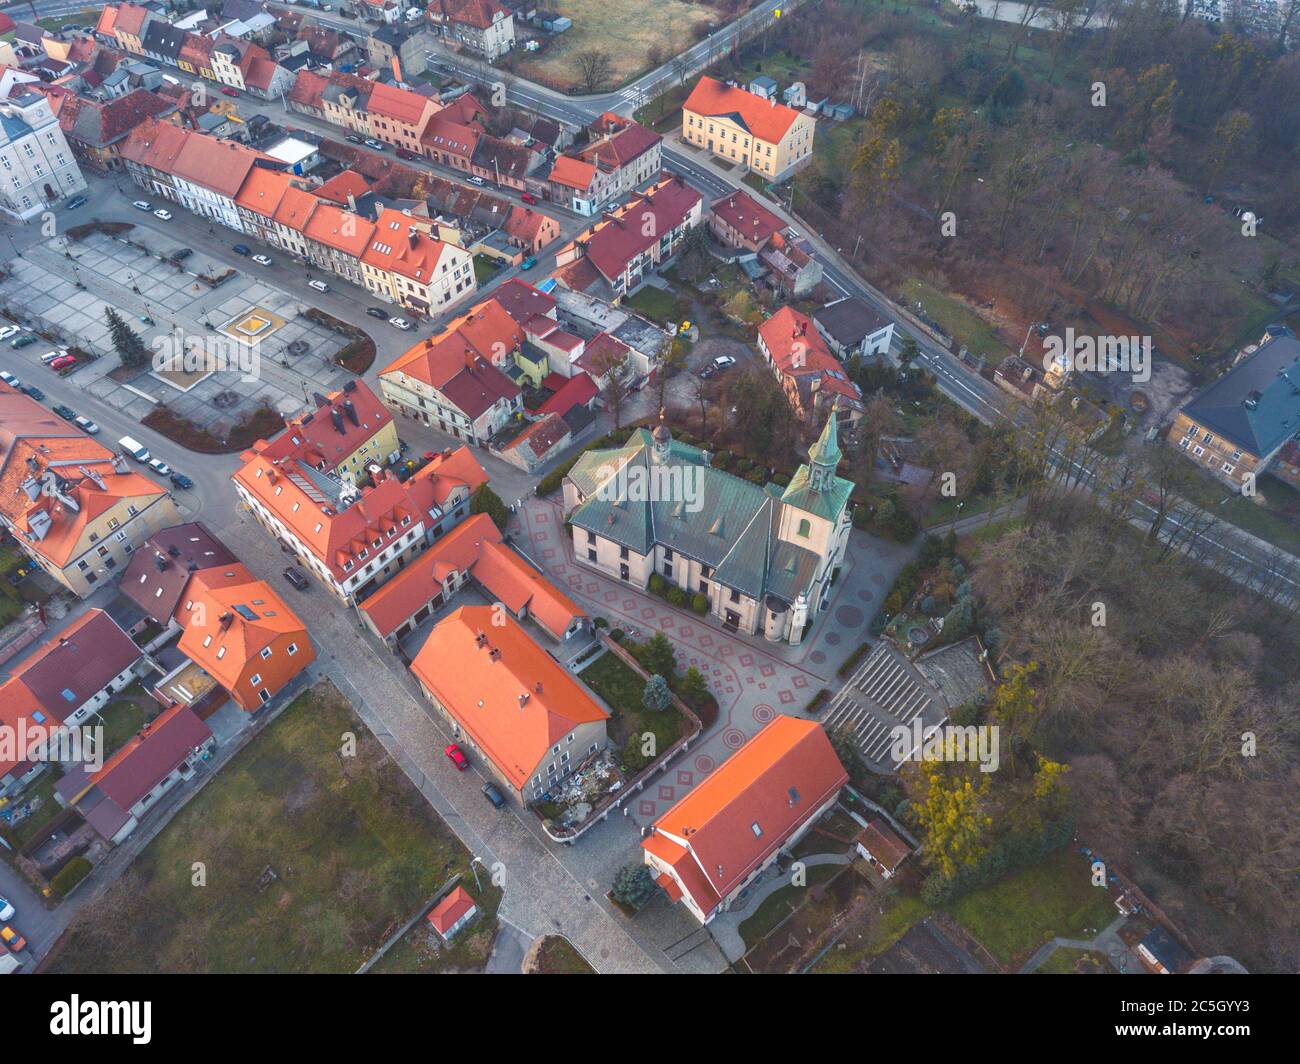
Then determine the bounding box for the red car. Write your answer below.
[221,87,239,98]
[48,354,76,370]
[444,744,469,771]
[520,192,538,205]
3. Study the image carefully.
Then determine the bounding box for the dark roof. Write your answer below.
[813,297,891,347]
[489,278,556,326]
[1139,925,1194,973]
[118,521,238,626]
[142,20,187,59]
[1182,334,1300,458]
[13,610,141,724]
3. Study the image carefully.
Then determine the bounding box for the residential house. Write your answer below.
[428,0,516,61]
[812,297,895,360]
[360,206,478,314]
[40,85,178,172]
[499,412,573,473]
[854,819,910,878]
[0,385,179,597]
[231,440,488,602]
[420,109,481,173]
[378,297,525,445]
[564,414,855,645]
[709,188,784,253]
[642,717,847,924]
[409,606,609,804]
[140,20,187,67]
[552,172,703,297]
[546,114,662,214]
[757,306,865,429]
[427,887,478,939]
[109,4,156,56]
[1137,926,1195,975]
[1169,330,1300,487]
[366,81,439,153]
[367,22,437,80]
[254,380,399,487]
[502,204,559,253]
[0,610,145,799]
[682,76,816,182]
[54,705,215,845]
[118,521,238,632]
[357,510,586,644]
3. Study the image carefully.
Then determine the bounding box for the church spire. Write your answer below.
[652,407,671,462]
[807,403,842,492]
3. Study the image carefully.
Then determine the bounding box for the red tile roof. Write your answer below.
[235,166,292,218]
[683,76,803,144]
[548,154,596,191]
[367,81,431,126]
[759,305,863,410]
[427,886,476,934]
[410,606,607,789]
[487,278,556,326]
[433,0,508,31]
[710,189,784,249]
[535,371,598,417]
[642,717,846,919]
[288,68,329,110]
[256,379,393,473]
[578,173,700,284]
[86,705,212,810]
[9,610,141,725]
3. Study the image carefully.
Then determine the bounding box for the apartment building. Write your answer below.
[0,385,179,597]
[757,306,865,429]
[682,76,815,182]
[428,0,516,61]
[0,85,88,220]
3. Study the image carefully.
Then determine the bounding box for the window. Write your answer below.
[1231,450,1242,461]
[1222,463,1235,475]
[588,548,597,562]
[1179,437,1191,449]
[1203,432,1215,444]
[619,546,629,560]
[1192,446,1204,457]
[260,647,272,660]
[797,518,811,538]
[663,548,673,561]
[750,822,763,838]
[217,647,226,660]
[249,673,262,687]
[729,588,740,604]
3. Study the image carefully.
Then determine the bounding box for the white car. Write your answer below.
[132,200,152,211]
[153,209,172,221]
[0,897,13,922]
[148,457,173,477]
[0,325,19,341]
[74,415,100,434]
[40,349,69,364]
[308,279,329,293]
[363,139,386,151]
[467,175,485,186]
[252,254,273,267]
[712,355,736,370]
[0,370,20,388]
[389,316,412,330]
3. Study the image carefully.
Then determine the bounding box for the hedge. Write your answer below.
[50,856,92,897]
[837,641,873,678]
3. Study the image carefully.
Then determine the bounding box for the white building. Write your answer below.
[0,87,87,222]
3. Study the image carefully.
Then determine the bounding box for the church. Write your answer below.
[562,413,854,645]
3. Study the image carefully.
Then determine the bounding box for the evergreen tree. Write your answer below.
[642,673,672,712]
[469,483,510,529]
[106,307,150,369]
[611,863,657,908]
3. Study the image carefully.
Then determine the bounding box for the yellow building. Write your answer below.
[0,387,179,597]
[257,379,400,487]
[681,77,815,182]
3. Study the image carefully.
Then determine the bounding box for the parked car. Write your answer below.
[520,192,538,205]
[363,139,386,151]
[52,404,76,420]
[147,457,173,477]
[40,349,68,364]
[389,316,412,330]
[232,244,252,256]
[153,209,172,221]
[10,334,37,348]
[0,926,24,952]
[170,247,194,261]
[20,385,44,401]
[221,87,240,98]
[118,436,151,462]
[0,370,21,388]
[345,133,364,145]
[396,147,419,161]
[467,175,485,186]
[0,898,12,922]
[481,782,507,809]
[132,200,152,211]
[252,254,273,267]
[282,566,310,591]
[73,415,99,434]
[0,324,19,341]
[48,354,76,370]
[366,307,388,319]
[307,279,329,293]
[169,473,194,490]
[444,744,469,771]
[709,355,736,374]
[520,256,537,270]
[64,194,87,210]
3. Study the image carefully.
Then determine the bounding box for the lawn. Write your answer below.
[529,934,596,974]
[473,254,500,285]
[736,863,842,950]
[514,0,717,91]
[85,696,148,759]
[623,284,686,327]
[369,881,503,974]
[47,681,476,974]
[945,847,1118,967]
[811,891,931,974]
[1037,946,1116,974]
[2,772,63,849]
[578,651,685,760]
[0,545,28,626]
[899,278,1014,362]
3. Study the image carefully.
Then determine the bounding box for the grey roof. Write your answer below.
[813,297,891,346]
[1182,334,1300,458]
[142,21,188,59]
[568,428,833,605]
[913,637,993,712]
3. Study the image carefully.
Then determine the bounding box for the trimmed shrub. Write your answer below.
[690,593,709,614]
[666,586,686,607]
[50,856,92,897]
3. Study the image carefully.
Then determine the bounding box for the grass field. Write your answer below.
[736,863,842,950]
[369,881,503,974]
[48,682,474,974]
[1036,946,1116,974]
[530,934,596,973]
[945,848,1118,967]
[516,0,716,90]
[578,651,684,756]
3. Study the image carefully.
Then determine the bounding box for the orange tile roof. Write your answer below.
[410,606,608,789]
[427,886,476,933]
[643,717,846,918]
[302,201,374,257]
[415,445,490,504]
[256,379,393,472]
[367,81,431,126]
[472,538,583,639]
[113,3,152,36]
[235,166,293,217]
[548,154,597,191]
[288,68,329,110]
[683,76,803,144]
[272,183,319,229]
[312,168,370,206]
[95,7,119,37]
[0,675,46,781]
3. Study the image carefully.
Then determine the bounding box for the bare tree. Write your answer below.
[575,49,614,94]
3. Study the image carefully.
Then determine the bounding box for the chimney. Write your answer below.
[219,612,233,631]
[518,693,529,708]
[347,191,357,212]
[475,631,487,647]
[489,647,501,662]
[535,681,543,694]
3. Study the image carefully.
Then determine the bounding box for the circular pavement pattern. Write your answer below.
[722,728,747,750]
[809,650,826,665]
[857,588,874,602]
[835,605,865,628]
[694,754,715,774]
[753,703,775,724]
[871,572,887,585]
[826,632,841,645]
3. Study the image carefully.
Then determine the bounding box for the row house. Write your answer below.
[428,0,516,62]
[43,86,179,172]
[366,81,440,154]
[107,4,156,56]
[757,306,865,430]
[361,207,477,315]
[0,385,180,597]
[548,114,661,213]
[552,172,703,298]
[232,440,488,603]
[709,189,822,297]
